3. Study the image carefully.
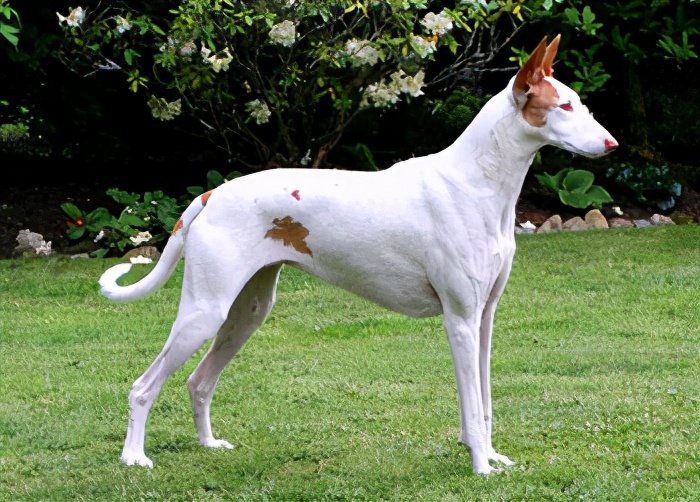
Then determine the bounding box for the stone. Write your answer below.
[123,245,161,262]
[584,209,609,229]
[13,229,52,257]
[650,214,675,226]
[562,216,588,231]
[536,214,563,233]
[609,217,634,228]
[634,219,652,228]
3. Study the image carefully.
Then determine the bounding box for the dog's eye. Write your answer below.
[559,102,573,112]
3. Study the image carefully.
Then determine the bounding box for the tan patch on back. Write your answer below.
[264,216,313,256]
[201,190,214,206]
[171,218,183,235]
[522,80,559,127]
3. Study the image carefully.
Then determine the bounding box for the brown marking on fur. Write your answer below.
[201,190,214,206]
[522,79,560,127]
[265,216,313,256]
[172,219,183,235]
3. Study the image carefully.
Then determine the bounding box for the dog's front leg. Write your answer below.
[479,260,515,467]
[443,311,497,475]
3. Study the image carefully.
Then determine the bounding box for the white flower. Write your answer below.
[203,47,233,73]
[200,44,211,58]
[362,80,401,108]
[392,69,425,97]
[150,200,157,205]
[343,39,379,67]
[362,70,426,108]
[57,7,86,27]
[130,231,152,245]
[245,99,272,125]
[130,255,153,265]
[421,11,453,35]
[411,35,436,59]
[300,149,311,166]
[612,206,623,215]
[93,229,105,243]
[115,16,131,34]
[269,20,296,47]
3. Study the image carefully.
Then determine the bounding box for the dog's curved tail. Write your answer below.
[98,190,215,303]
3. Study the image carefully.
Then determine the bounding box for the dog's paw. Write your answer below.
[488,449,515,466]
[121,452,154,468]
[474,463,503,476]
[201,438,234,450]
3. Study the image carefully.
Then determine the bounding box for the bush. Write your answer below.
[56,1,551,169]
[606,161,683,211]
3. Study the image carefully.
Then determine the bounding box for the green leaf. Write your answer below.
[206,170,225,189]
[117,212,148,228]
[558,190,591,209]
[187,186,204,197]
[0,24,19,47]
[562,169,594,193]
[61,203,84,220]
[535,168,573,192]
[66,225,86,240]
[585,185,614,207]
[86,208,117,230]
[107,189,139,206]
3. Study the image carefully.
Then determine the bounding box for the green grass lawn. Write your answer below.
[1,225,699,501]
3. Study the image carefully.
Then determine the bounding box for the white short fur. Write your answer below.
[99,35,618,474]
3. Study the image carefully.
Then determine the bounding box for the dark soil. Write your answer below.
[2,175,699,260]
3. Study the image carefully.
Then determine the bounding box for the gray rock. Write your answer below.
[584,209,609,229]
[13,229,52,257]
[634,219,653,228]
[650,214,675,225]
[562,216,588,231]
[536,214,563,233]
[609,217,635,228]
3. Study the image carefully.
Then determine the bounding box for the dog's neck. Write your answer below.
[441,88,545,203]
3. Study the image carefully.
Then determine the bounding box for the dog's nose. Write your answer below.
[604,139,618,152]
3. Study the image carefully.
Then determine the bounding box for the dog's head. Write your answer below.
[511,35,618,159]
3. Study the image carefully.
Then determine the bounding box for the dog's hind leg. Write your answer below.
[121,305,228,467]
[186,264,283,450]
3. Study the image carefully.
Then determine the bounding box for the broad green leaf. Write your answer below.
[562,169,594,193]
[61,203,84,220]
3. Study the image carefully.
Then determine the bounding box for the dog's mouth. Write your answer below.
[561,142,609,159]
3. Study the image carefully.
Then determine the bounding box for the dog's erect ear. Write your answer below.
[513,36,548,108]
[542,34,561,77]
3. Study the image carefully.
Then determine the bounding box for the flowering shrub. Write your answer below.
[62,189,183,258]
[56,1,552,168]
[61,169,239,257]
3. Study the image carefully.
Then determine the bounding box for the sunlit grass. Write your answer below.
[1,225,699,500]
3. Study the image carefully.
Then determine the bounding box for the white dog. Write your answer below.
[99,35,618,474]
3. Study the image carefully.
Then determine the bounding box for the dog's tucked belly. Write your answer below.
[291,259,443,318]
